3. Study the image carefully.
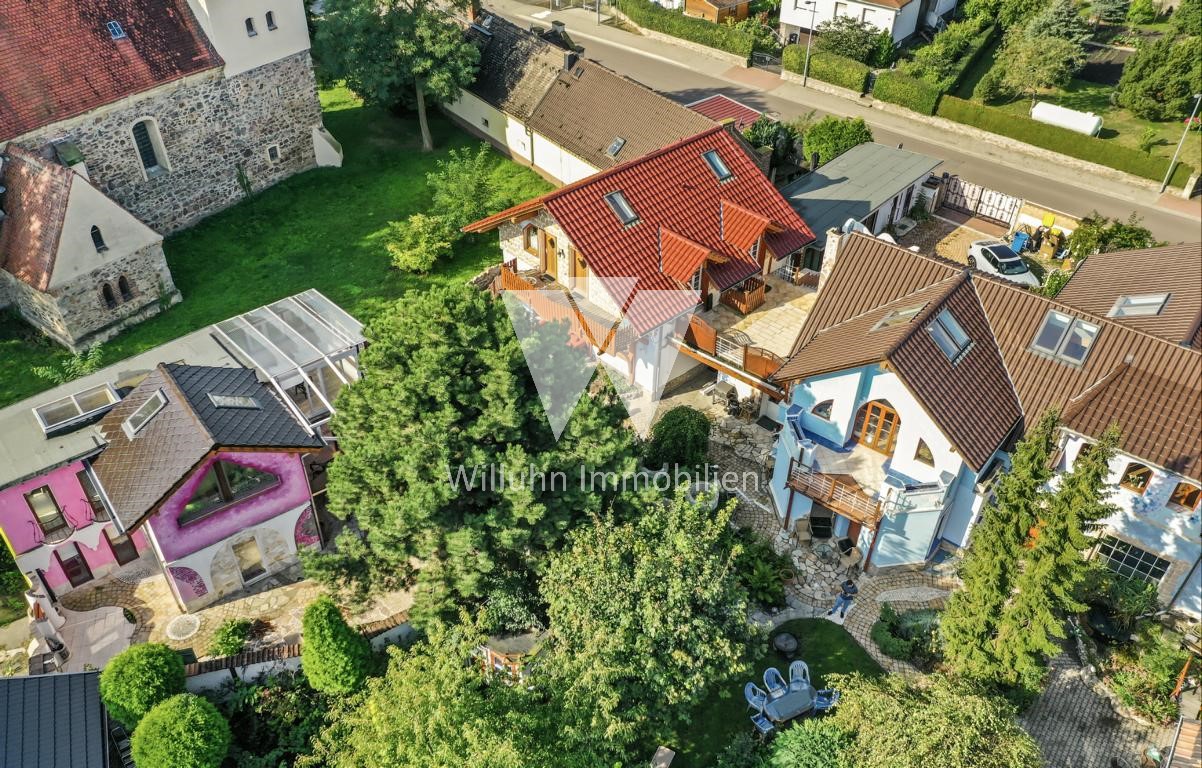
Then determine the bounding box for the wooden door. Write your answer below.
[542,233,558,281]
[859,402,900,455]
[569,248,586,290]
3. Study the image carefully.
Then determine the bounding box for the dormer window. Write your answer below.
[266,11,278,30]
[245,17,258,36]
[703,150,733,181]
[605,191,638,226]
[928,308,971,363]
[1109,293,1169,318]
[749,239,760,260]
[107,21,127,40]
[122,389,167,438]
[91,226,108,252]
[606,137,626,159]
[1031,310,1098,364]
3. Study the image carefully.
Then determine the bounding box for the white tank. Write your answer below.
[1030,101,1104,137]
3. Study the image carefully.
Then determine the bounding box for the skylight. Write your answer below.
[605,191,638,225]
[928,308,971,362]
[107,21,126,40]
[33,383,121,434]
[703,150,732,181]
[606,137,627,158]
[122,390,167,439]
[208,393,261,409]
[1031,310,1099,364]
[874,304,925,330]
[1109,293,1170,318]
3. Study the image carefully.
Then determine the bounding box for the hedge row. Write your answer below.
[614,0,754,58]
[936,96,1196,187]
[945,25,997,93]
[873,70,942,115]
[782,46,871,93]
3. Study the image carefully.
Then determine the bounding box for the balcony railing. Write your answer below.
[773,263,820,288]
[787,463,882,527]
[685,317,785,381]
[39,520,75,545]
[719,276,766,315]
[493,260,632,353]
[85,497,111,523]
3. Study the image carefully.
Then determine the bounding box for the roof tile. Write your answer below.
[0,147,73,291]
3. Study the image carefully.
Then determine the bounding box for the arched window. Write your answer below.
[90,226,107,252]
[245,17,257,36]
[266,11,277,30]
[522,224,539,255]
[810,399,834,420]
[1120,462,1153,495]
[131,119,167,175]
[914,439,934,466]
[118,276,133,302]
[101,284,117,309]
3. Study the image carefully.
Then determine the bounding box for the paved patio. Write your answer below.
[897,214,998,265]
[698,273,817,358]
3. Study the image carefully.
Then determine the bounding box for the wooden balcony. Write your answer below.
[787,463,882,529]
[492,260,632,354]
[719,276,766,315]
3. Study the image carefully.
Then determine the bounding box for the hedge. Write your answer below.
[782,46,871,93]
[945,24,997,93]
[873,70,942,115]
[936,96,1196,188]
[614,0,754,58]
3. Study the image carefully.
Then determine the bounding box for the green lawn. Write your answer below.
[666,619,884,767]
[0,86,552,409]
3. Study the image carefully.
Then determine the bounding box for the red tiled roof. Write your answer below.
[0,147,73,291]
[466,127,815,332]
[687,94,763,132]
[660,228,712,285]
[0,0,220,140]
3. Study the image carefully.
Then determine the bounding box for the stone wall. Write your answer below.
[9,51,323,234]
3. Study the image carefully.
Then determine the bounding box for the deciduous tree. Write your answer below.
[802,116,873,167]
[999,34,1086,98]
[814,16,893,64]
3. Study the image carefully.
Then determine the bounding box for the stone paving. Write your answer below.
[698,273,818,359]
[897,215,994,264]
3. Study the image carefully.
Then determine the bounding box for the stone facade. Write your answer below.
[8,51,322,234]
[0,243,178,350]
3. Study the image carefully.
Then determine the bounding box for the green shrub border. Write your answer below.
[937,96,1195,187]
[782,46,871,93]
[614,0,755,59]
[945,24,998,93]
[873,69,942,115]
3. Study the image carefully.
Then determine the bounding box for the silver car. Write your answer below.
[967,240,1041,288]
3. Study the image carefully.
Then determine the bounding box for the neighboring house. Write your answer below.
[0,147,179,350]
[445,12,714,184]
[766,234,1201,616]
[685,0,751,24]
[464,126,815,398]
[779,0,959,45]
[0,292,364,629]
[0,671,111,768]
[687,94,764,132]
[780,142,941,269]
[0,0,341,235]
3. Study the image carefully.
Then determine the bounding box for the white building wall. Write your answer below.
[531,131,599,185]
[861,370,962,485]
[781,0,899,39]
[187,0,312,77]
[444,91,535,166]
[49,178,163,289]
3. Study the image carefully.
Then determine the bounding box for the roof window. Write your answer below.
[928,308,971,362]
[208,393,261,409]
[33,383,121,434]
[703,150,732,181]
[606,137,626,159]
[1108,293,1170,318]
[605,191,638,226]
[1031,310,1098,364]
[873,304,925,330]
[122,389,167,439]
[107,21,126,40]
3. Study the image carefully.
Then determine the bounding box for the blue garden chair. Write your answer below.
[763,667,787,699]
[744,682,768,712]
[750,712,775,736]
[813,688,842,714]
[788,660,811,691]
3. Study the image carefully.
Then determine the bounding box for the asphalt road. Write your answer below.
[538,25,1202,243]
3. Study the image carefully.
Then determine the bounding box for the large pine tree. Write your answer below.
[940,409,1060,683]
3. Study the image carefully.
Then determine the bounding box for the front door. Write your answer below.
[57,545,93,588]
[542,233,558,281]
[234,539,266,584]
[859,402,900,455]
[105,530,139,566]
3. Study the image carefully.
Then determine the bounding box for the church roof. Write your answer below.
[0,147,73,292]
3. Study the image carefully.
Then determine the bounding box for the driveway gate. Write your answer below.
[942,176,1022,227]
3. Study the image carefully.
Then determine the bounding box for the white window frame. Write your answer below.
[928,308,971,363]
[1095,536,1170,585]
[1031,310,1098,364]
[605,191,638,225]
[122,389,168,438]
[703,150,733,181]
[1108,293,1170,318]
[33,383,121,433]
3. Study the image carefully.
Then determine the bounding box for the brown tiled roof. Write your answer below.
[0,147,72,291]
[1057,243,1202,347]
[464,14,563,119]
[524,58,716,171]
[0,0,220,140]
[775,234,1202,480]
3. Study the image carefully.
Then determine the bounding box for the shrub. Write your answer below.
[743,115,800,167]
[936,96,1195,186]
[901,17,995,92]
[384,213,454,274]
[1107,628,1189,723]
[1040,268,1071,298]
[1172,0,1201,34]
[644,405,710,469]
[769,718,854,767]
[99,643,186,728]
[873,70,942,114]
[1127,0,1157,23]
[615,0,755,58]
[783,47,872,93]
[870,604,941,668]
[426,144,502,232]
[216,670,329,768]
[1118,35,1202,121]
[301,597,372,695]
[207,618,252,658]
[813,16,887,64]
[715,731,767,768]
[1066,210,1161,258]
[727,15,782,55]
[972,64,1014,103]
[803,115,874,166]
[1080,563,1160,630]
[730,527,791,608]
[131,693,231,768]
[1092,0,1130,23]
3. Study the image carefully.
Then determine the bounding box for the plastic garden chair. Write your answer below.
[763,667,787,699]
[744,682,768,712]
[750,712,775,736]
[788,660,811,691]
[813,688,842,713]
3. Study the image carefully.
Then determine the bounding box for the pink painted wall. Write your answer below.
[145,450,311,563]
[38,528,149,590]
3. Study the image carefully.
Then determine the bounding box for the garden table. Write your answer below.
[763,684,814,723]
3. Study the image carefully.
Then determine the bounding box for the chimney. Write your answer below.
[817,227,842,293]
[809,152,819,171]
[564,49,577,71]
[467,0,480,22]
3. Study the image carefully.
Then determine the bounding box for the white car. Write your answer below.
[967,240,1041,289]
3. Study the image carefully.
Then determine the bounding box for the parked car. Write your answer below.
[967,240,1041,288]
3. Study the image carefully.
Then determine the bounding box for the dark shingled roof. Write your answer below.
[0,0,221,140]
[464,14,563,119]
[0,671,108,768]
[92,363,323,529]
